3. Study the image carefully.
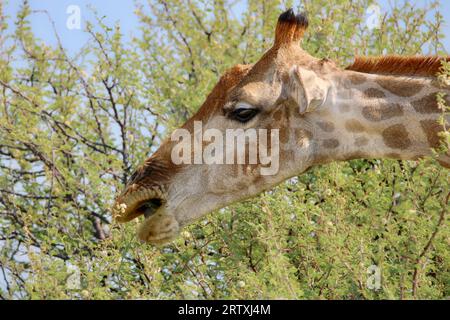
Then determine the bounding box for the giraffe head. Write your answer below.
[112,8,449,244]
[113,9,331,244]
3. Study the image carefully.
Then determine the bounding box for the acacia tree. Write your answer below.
[0,0,448,299]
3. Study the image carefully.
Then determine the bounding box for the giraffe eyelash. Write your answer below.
[228,103,260,123]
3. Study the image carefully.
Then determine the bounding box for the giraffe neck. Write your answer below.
[308,70,450,167]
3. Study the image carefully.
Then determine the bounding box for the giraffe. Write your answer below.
[113,9,450,244]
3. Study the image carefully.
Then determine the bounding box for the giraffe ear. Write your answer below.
[287,65,330,114]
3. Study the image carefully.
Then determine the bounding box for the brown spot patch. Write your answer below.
[355,136,369,146]
[375,77,424,97]
[345,119,365,132]
[273,109,283,121]
[279,127,290,144]
[382,124,411,149]
[362,103,403,122]
[411,93,448,114]
[316,121,335,132]
[323,139,339,149]
[420,120,444,148]
[364,88,386,98]
[348,73,367,85]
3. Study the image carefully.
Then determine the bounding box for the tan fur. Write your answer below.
[323,139,340,149]
[345,119,365,132]
[375,77,424,97]
[316,121,335,132]
[355,136,369,147]
[339,103,351,113]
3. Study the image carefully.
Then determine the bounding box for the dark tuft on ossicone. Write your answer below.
[274,9,309,46]
[278,8,296,22]
[295,12,308,29]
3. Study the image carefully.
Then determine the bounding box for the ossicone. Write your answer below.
[274,8,309,47]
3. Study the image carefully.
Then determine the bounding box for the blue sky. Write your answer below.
[3,0,450,55]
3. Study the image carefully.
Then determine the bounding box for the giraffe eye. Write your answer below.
[229,103,259,123]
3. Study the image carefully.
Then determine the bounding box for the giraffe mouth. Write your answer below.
[113,186,180,244]
[113,186,165,223]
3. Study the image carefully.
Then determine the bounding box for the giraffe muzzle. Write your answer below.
[113,186,166,223]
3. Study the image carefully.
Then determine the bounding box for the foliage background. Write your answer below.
[0,0,449,299]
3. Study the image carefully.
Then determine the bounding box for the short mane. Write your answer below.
[346,55,449,77]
